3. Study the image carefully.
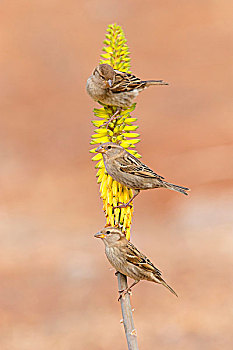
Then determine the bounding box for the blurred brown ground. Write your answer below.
[0,1,233,349]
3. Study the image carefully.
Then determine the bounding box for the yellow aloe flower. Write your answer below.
[90,23,141,240]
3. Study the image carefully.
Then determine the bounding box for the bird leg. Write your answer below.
[101,108,122,128]
[118,280,139,301]
[114,190,140,210]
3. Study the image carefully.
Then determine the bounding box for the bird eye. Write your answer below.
[106,230,110,234]
[107,145,112,150]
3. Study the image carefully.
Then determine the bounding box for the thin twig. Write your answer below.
[117,272,139,350]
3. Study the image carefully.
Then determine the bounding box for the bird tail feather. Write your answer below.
[160,279,178,297]
[163,181,189,196]
[145,80,168,86]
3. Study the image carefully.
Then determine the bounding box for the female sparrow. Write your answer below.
[96,142,189,208]
[86,64,168,126]
[94,226,177,299]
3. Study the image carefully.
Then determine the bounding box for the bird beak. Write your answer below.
[106,79,112,88]
[94,231,106,239]
[96,145,106,153]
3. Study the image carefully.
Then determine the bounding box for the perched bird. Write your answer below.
[86,63,168,126]
[94,226,177,298]
[96,142,189,208]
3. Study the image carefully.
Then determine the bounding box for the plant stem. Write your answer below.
[117,272,139,350]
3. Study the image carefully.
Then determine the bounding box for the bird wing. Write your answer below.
[110,70,147,93]
[126,242,162,275]
[116,152,164,179]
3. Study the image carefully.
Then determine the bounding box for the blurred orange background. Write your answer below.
[0,1,233,349]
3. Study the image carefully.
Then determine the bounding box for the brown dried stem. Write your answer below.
[117,272,139,350]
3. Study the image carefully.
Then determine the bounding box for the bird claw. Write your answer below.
[118,288,132,301]
[127,289,132,296]
[100,119,113,129]
[118,295,123,301]
[99,109,121,129]
[118,290,125,301]
[114,202,133,210]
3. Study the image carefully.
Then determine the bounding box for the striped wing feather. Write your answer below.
[126,242,162,276]
[110,70,147,93]
[117,153,164,179]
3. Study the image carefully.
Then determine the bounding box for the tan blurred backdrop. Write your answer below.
[0,1,233,349]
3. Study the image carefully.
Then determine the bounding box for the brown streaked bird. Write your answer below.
[94,226,177,299]
[96,142,189,208]
[86,63,168,126]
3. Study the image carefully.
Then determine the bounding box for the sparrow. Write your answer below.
[94,226,177,299]
[96,142,189,208]
[86,64,168,126]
